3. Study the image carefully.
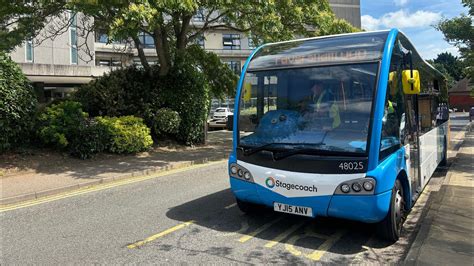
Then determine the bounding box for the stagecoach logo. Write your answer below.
[265,176,318,192]
[265,177,276,188]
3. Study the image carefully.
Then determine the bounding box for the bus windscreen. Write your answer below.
[238,63,379,155]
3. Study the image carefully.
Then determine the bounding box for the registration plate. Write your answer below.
[273,202,313,217]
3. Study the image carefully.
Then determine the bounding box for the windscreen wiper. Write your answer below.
[273,146,365,161]
[240,143,284,156]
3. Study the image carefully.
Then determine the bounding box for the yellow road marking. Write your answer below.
[265,221,305,248]
[224,203,237,209]
[285,235,303,256]
[238,216,284,243]
[285,224,344,261]
[305,231,345,261]
[219,218,250,237]
[0,160,226,213]
[127,220,194,249]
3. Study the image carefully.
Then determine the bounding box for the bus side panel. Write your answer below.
[419,122,448,188]
[369,148,407,195]
[327,190,392,223]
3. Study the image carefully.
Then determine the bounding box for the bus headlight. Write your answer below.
[334,177,376,195]
[340,184,350,193]
[363,181,374,191]
[229,163,254,183]
[244,171,251,180]
[352,182,362,192]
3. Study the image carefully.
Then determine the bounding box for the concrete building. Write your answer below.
[9,1,360,101]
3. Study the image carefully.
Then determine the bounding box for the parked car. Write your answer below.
[470,107,474,122]
[208,108,233,129]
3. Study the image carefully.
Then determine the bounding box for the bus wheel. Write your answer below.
[377,179,406,242]
[236,199,261,214]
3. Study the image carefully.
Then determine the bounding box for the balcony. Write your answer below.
[206,49,253,58]
[18,63,114,85]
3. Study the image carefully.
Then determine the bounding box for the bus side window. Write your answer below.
[380,49,405,159]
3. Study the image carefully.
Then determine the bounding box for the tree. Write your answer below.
[433,52,465,81]
[72,0,358,77]
[428,60,456,88]
[435,0,474,79]
[0,1,66,52]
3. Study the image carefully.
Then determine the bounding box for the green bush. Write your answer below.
[73,66,157,117]
[37,101,88,149]
[97,116,153,153]
[69,118,109,159]
[0,52,38,151]
[159,59,210,145]
[74,59,210,145]
[150,108,181,137]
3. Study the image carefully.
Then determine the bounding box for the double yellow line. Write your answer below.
[0,160,226,213]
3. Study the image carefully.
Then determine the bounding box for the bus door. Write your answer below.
[404,94,421,198]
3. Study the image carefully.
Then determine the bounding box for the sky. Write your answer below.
[360,0,469,60]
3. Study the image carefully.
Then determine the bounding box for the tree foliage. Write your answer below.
[71,0,358,77]
[0,1,66,51]
[0,52,37,151]
[433,52,465,81]
[435,0,474,79]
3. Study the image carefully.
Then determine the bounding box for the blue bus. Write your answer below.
[228,29,449,241]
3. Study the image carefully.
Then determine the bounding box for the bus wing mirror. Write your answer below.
[402,70,420,94]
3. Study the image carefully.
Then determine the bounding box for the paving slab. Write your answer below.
[405,130,474,265]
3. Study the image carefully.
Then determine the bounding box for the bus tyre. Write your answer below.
[236,199,260,214]
[377,179,406,242]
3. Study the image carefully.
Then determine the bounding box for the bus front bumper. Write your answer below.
[230,177,391,223]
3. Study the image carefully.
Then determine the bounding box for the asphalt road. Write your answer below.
[0,115,470,264]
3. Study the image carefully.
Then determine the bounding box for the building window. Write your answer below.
[195,35,205,48]
[223,34,241,50]
[224,61,241,75]
[95,58,122,67]
[193,8,205,21]
[95,29,109,43]
[139,32,155,48]
[70,13,78,64]
[25,39,34,62]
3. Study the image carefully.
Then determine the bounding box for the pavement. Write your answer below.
[0,114,471,264]
[405,128,473,265]
[0,130,232,205]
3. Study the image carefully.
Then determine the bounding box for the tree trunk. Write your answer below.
[153,29,170,76]
[132,36,150,72]
[176,15,192,52]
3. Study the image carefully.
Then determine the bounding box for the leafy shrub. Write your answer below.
[69,118,109,159]
[0,53,38,151]
[97,116,153,153]
[73,66,157,117]
[150,108,181,137]
[159,59,210,145]
[37,101,88,149]
[74,58,210,145]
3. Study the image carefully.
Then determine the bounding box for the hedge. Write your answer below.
[0,52,37,151]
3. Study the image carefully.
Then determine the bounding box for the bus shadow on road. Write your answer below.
[166,188,395,262]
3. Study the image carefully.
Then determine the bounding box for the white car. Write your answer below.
[208,108,233,129]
